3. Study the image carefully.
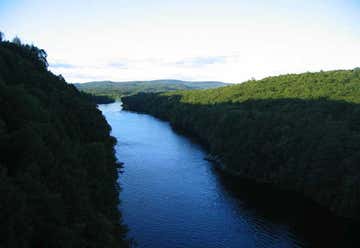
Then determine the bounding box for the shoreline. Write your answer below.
[121,101,359,221]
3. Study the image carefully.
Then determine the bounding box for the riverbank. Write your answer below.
[114,100,360,247]
[121,69,360,221]
[101,102,360,247]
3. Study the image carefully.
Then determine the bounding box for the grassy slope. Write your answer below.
[0,41,129,247]
[122,69,360,219]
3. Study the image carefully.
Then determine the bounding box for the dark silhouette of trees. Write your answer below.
[12,36,21,45]
[0,36,129,247]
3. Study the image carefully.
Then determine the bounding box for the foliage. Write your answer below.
[12,36,22,46]
[82,92,116,104]
[123,69,360,219]
[0,39,129,247]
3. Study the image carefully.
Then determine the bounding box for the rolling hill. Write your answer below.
[75,79,226,100]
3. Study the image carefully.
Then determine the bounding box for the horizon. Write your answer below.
[1,0,359,83]
[75,68,359,84]
[74,78,229,84]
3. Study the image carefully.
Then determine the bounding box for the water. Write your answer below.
[99,102,355,248]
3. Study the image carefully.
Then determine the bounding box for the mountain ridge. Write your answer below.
[75,79,227,100]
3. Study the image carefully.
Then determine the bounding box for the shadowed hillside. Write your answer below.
[0,37,129,247]
[122,69,360,219]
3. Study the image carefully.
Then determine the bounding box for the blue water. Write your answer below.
[99,102,308,248]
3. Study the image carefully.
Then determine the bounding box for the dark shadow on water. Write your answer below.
[148,110,360,247]
[212,167,360,248]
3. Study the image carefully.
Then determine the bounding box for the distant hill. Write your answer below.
[75,79,226,100]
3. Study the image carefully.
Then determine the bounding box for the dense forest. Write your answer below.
[76,80,226,100]
[0,35,129,247]
[122,69,360,219]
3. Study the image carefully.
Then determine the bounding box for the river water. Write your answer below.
[99,102,355,248]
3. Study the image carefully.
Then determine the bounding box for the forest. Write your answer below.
[0,36,129,247]
[122,69,360,220]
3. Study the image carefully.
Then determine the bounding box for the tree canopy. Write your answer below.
[0,37,129,247]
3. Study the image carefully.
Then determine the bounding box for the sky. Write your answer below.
[1,0,360,83]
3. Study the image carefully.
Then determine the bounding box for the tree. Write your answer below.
[0,37,129,247]
[0,32,4,42]
[12,36,22,46]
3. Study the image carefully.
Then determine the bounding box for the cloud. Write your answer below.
[47,54,263,83]
[175,56,227,67]
[49,63,77,69]
[66,72,105,82]
[107,61,128,69]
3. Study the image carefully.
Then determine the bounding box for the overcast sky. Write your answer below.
[1,0,359,83]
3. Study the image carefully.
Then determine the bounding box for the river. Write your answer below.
[99,102,356,248]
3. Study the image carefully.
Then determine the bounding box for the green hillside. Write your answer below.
[0,39,129,246]
[122,69,360,219]
[76,79,226,100]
